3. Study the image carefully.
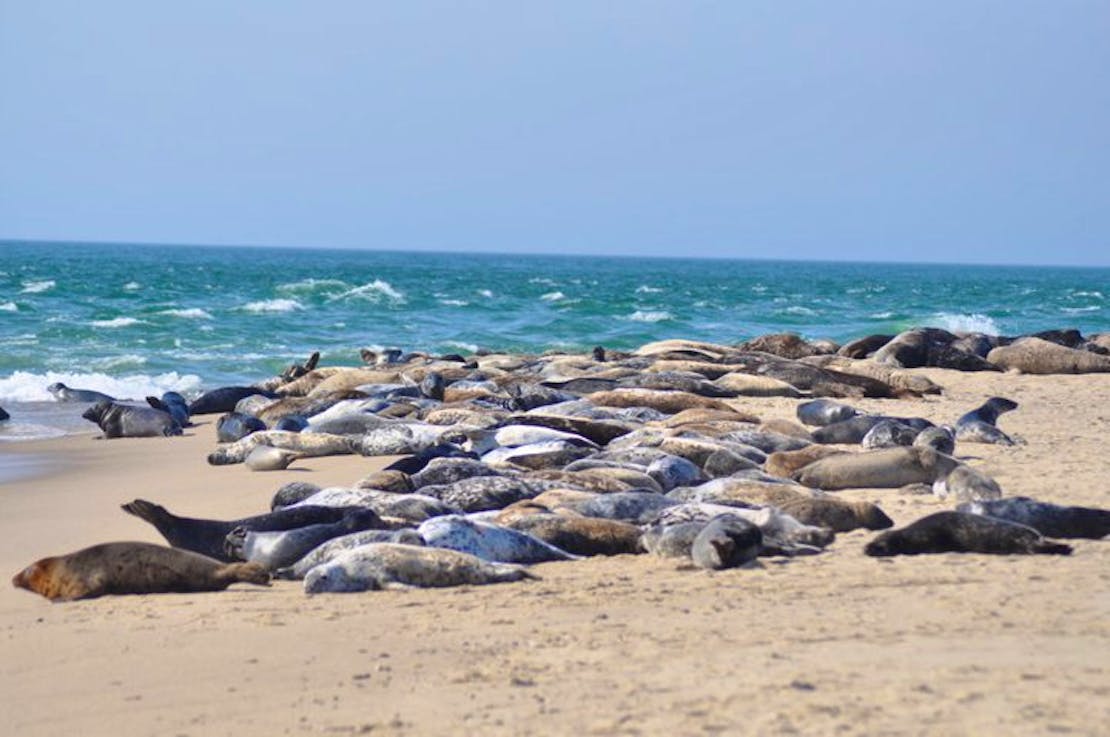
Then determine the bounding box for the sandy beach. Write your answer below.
[2,368,1108,736]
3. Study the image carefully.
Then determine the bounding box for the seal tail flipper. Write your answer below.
[221,562,272,587]
[146,396,167,411]
[1034,540,1072,555]
[121,499,171,525]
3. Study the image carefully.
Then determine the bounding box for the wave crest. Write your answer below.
[242,299,303,313]
[21,280,55,294]
[0,371,203,402]
[932,313,1001,335]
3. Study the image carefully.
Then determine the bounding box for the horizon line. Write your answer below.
[3,236,1108,271]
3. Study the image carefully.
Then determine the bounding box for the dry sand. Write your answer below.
[1,369,1108,736]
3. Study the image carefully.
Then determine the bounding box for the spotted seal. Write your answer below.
[12,542,270,601]
[418,515,577,563]
[691,514,763,570]
[303,543,534,592]
[958,497,1110,539]
[82,401,182,438]
[861,420,921,449]
[277,529,426,579]
[207,430,357,465]
[864,511,1072,556]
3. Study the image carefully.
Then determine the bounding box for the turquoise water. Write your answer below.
[1,240,1108,439]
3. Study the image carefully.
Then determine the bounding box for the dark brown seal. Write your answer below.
[11,542,270,601]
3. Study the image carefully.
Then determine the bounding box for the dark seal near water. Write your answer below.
[864,512,1072,557]
[82,401,182,438]
[958,497,1110,539]
[11,542,270,601]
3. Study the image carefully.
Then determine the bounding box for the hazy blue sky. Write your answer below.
[2,2,1108,265]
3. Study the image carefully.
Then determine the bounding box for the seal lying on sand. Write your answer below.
[864,512,1072,557]
[303,543,534,593]
[958,497,1110,539]
[121,499,374,562]
[691,514,763,570]
[955,397,1018,445]
[11,542,270,601]
[793,446,953,490]
[82,401,182,438]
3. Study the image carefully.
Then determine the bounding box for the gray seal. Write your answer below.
[417,515,578,563]
[955,397,1018,445]
[216,412,267,443]
[47,382,117,403]
[861,420,921,449]
[277,529,426,579]
[640,521,705,558]
[120,498,367,562]
[81,401,182,438]
[958,497,1110,539]
[864,511,1072,556]
[913,426,956,455]
[796,399,859,427]
[691,514,763,570]
[224,508,384,570]
[303,543,534,593]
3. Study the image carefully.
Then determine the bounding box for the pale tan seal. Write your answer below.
[506,515,643,556]
[792,446,956,491]
[587,389,740,415]
[987,337,1110,374]
[764,445,848,478]
[12,542,270,601]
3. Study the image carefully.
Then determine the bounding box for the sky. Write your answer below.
[1,1,1108,266]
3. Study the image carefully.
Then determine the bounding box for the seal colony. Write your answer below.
[13,326,1110,601]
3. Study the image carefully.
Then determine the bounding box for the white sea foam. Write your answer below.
[635,285,663,294]
[160,308,213,320]
[529,278,557,286]
[90,317,144,328]
[1071,291,1103,299]
[932,313,1001,335]
[784,306,818,316]
[438,299,469,307]
[332,280,405,303]
[0,370,203,403]
[123,281,141,291]
[0,301,18,312]
[90,354,149,370]
[242,299,304,313]
[278,278,349,293]
[0,422,69,443]
[444,341,479,353]
[1061,306,1100,314]
[541,291,566,302]
[627,310,674,323]
[870,311,896,319]
[21,280,55,294]
[476,289,494,298]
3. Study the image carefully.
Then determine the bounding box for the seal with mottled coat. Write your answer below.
[417,515,577,563]
[225,508,384,570]
[303,543,534,593]
[277,529,426,579]
[864,512,1072,556]
[958,497,1110,539]
[12,542,270,601]
[955,397,1018,445]
[691,514,763,570]
[47,382,117,403]
[793,446,955,490]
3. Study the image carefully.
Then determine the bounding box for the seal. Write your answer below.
[481,440,595,470]
[207,430,358,465]
[216,412,267,443]
[189,386,278,415]
[793,446,954,490]
[796,399,859,427]
[146,391,190,427]
[417,515,578,563]
[417,476,556,513]
[277,529,426,579]
[812,415,933,445]
[270,481,323,509]
[651,502,833,553]
[764,446,848,478]
[691,514,762,570]
[506,515,643,556]
[224,508,384,570]
[245,445,300,471]
[640,521,705,558]
[913,426,956,455]
[121,498,364,562]
[12,541,270,601]
[861,420,921,449]
[302,543,535,593]
[958,497,1110,539]
[46,382,116,403]
[955,397,1018,446]
[81,401,182,438]
[864,511,1072,557]
[587,388,738,415]
[384,444,476,475]
[987,337,1110,374]
[932,462,1002,502]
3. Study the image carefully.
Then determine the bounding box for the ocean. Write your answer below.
[1,240,1108,441]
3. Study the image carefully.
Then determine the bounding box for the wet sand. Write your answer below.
[1,369,1108,736]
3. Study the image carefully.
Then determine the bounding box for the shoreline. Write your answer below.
[1,367,1108,735]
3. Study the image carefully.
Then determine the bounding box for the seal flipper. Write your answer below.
[1032,540,1072,555]
[146,396,168,411]
[217,562,272,587]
